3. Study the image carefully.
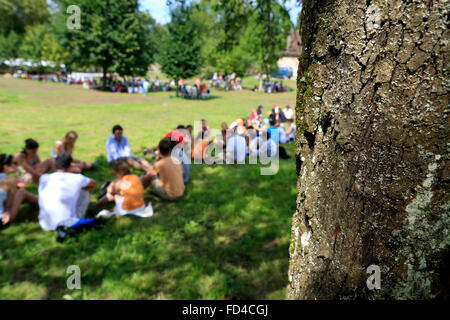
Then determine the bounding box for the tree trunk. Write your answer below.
[258,72,263,92]
[102,67,107,90]
[288,0,449,299]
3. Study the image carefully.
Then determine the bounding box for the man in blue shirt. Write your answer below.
[267,119,279,145]
[106,125,150,172]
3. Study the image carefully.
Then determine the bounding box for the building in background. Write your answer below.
[276,29,302,79]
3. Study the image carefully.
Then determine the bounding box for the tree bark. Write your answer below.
[102,66,108,90]
[288,0,449,299]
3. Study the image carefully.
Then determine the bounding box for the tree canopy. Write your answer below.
[54,0,157,83]
[0,0,49,35]
[1,0,297,81]
[162,0,292,78]
[159,2,203,81]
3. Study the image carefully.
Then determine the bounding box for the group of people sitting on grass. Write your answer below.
[251,80,291,93]
[8,72,180,96]
[188,104,296,164]
[110,77,177,95]
[209,72,242,91]
[0,104,295,239]
[0,126,188,237]
[177,78,211,99]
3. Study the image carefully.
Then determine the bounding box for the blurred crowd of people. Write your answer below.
[252,79,291,93]
[0,101,296,241]
[6,71,291,96]
[177,78,211,99]
[208,72,242,91]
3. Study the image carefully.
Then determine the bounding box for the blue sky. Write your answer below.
[140,0,303,26]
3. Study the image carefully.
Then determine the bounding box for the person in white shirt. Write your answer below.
[106,125,150,172]
[273,103,280,114]
[249,135,262,157]
[226,130,247,164]
[286,118,296,142]
[283,105,294,121]
[38,153,96,231]
[276,120,287,144]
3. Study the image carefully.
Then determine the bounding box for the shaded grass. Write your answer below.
[0,78,297,300]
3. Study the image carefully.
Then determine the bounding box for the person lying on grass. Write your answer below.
[51,130,94,173]
[14,138,56,185]
[38,153,96,231]
[0,154,38,226]
[106,124,151,172]
[141,138,185,201]
[96,159,152,218]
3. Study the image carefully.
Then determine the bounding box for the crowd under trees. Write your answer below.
[0,0,297,84]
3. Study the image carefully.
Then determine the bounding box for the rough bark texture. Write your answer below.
[287,0,449,299]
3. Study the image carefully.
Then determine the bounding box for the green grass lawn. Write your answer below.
[0,78,297,299]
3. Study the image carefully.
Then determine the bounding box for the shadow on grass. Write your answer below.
[0,144,297,299]
[167,95,221,101]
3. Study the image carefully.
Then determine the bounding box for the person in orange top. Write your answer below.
[96,159,146,215]
[191,138,209,161]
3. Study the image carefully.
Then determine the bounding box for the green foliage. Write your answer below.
[12,23,69,70]
[55,0,156,79]
[0,31,21,59]
[159,3,203,81]
[212,0,253,52]
[215,45,254,76]
[174,0,292,77]
[251,0,292,78]
[41,33,70,68]
[19,25,47,61]
[0,0,49,35]
[150,24,170,66]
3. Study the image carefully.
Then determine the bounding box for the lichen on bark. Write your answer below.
[288,0,449,299]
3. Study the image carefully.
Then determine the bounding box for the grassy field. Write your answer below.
[0,77,297,299]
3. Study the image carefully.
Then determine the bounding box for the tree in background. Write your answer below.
[159,1,203,93]
[41,33,70,70]
[56,0,156,88]
[148,23,169,71]
[0,0,49,36]
[203,0,291,84]
[19,25,47,61]
[253,0,291,90]
[0,32,22,59]
[113,11,156,79]
[0,0,49,60]
[212,0,252,53]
